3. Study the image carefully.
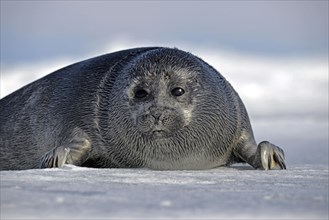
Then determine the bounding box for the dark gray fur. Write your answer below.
[0,47,286,170]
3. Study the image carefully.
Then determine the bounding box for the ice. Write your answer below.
[1,164,328,219]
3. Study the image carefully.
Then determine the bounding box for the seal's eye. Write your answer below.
[135,89,148,99]
[171,87,185,97]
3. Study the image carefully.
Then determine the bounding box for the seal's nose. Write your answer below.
[149,105,163,121]
[151,111,162,122]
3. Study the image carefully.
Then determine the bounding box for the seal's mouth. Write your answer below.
[151,129,168,138]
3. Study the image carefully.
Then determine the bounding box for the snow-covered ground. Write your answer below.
[1,162,328,219]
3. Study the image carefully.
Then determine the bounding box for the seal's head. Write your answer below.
[100,48,232,169]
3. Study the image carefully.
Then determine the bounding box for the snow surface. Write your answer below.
[1,163,328,219]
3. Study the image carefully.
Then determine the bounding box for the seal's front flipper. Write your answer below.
[255,141,286,170]
[40,128,91,168]
[40,146,70,168]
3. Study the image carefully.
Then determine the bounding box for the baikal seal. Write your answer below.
[0,47,286,170]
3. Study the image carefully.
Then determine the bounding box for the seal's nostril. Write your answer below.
[149,106,163,121]
[151,112,162,121]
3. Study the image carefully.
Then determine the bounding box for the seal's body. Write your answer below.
[0,47,286,170]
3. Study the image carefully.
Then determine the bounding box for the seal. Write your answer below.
[0,47,286,170]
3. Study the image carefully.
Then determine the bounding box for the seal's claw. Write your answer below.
[40,146,70,168]
[39,128,91,169]
[257,141,286,170]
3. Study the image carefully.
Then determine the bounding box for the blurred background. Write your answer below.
[1,1,328,166]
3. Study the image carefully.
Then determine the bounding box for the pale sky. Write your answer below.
[1,1,328,64]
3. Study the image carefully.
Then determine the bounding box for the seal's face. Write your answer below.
[127,69,198,139]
